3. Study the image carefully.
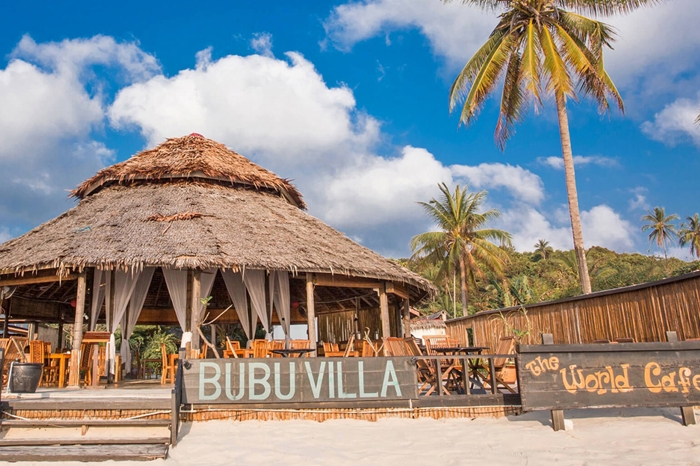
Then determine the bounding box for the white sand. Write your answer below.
[8,408,700,465]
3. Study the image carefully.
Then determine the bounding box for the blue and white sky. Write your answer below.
[1,0,699,260]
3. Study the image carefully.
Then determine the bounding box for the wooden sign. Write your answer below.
[518,341,700,412]
[181,357,417,405]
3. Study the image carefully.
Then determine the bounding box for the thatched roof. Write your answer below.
[0,135,435,297]
[72,134,305,209]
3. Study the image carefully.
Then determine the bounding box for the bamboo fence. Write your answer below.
[445,271,700,352]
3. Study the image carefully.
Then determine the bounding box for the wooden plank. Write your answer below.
[551,409,565,432]
[0,437,170,447]
[519,341,700,354]
[306,273,317,357]
[0,444,168,462]
[0,273,77,287]
[2,398,171,411]
[68,273,86,387]
[379,282,390,338]
[0,419,172,428]
[386,282,409,300]
[314,273,381,289]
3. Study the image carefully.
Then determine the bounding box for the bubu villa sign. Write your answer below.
[182,358,417,405]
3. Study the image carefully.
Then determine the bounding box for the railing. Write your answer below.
[409,353,519,398]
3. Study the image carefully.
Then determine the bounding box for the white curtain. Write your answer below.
[222,270,255,339]
[163,268,188,331]
[89,269,106,331]
[120,267,155,374]
[243,269,269,332]
[106,269,141,375]
[197,269,218,325]
[273,271,291,338]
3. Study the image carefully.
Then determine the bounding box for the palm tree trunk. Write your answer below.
[458,254,468,314]
[555,91,592,294]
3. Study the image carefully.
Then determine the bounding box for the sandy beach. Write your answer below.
[6,407,699,466]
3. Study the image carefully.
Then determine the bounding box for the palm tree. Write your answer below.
[679,213,700,259]
[641,207,679,259]
[534,239,554,260]
[411,183,512,313]
[447,0,659,295]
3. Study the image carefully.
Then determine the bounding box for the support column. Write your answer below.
[1,292,9,338]
[379,282,390,338]
[402,298,411,338]
[190,270,201,349]
[68,272,87,387]
[305,273,317,356]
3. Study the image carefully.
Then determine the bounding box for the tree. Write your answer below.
[679,213,700,259]
[641,206,679,259]
[411,183,512,313]
[447,0,660,294]
[534,239,554,260]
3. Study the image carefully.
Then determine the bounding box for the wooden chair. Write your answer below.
[225,337,240,358]
[481,336,517,394]
[384,337,408,357]
[404,337,442,396]
[29,340,58,387]
[268,340,284,358]
[289,339,311,357]
[361,340,377,357]
[423,335,450,355]
[2,337,25,388]
[161,343,177,385]
[323,342,343,357]
[341,335,360,358]
[252,339,269,358]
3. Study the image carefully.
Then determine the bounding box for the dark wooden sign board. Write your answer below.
[518,333,699,430]
[181,357,417,406]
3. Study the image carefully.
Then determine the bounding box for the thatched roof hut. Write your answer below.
[0,134,434,383]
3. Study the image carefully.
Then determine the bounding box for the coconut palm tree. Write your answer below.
[534,239,554,260]
[641,207,679,259]
[447,0,659,294]
[679,213,700,259]
[411,183,512,313]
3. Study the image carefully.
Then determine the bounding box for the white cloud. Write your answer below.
[0,227,11,244]
[640,93,700,147]
[109,51,376,169]
[581,205,635,251]
[628,187,649,212]
[0,35,157,229]
[451,163,544,204]
[538,155,619,170]
[250,33,274,57]
[324,0,494,67]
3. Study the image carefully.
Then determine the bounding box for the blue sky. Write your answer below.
[1,0,699,260]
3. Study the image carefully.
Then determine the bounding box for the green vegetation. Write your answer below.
[641,206,679,259]
[406,246,700,318]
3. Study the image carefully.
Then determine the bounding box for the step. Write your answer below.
[0,419,172,428]
[0,437,170,447]
[2,398,172,411]
[0,444,169,462]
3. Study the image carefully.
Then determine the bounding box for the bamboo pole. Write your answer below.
[68,272,86,387]
[191,270,201,349]
[402,298,411,338]
[306,273,317,356]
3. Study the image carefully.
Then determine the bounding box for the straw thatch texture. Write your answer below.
[445,271,700,352]
[0,182,433,293]
[72,134,305,209]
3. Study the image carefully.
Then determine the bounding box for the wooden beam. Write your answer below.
[306,273,317,356]
[314,273,381,289]
[0,273,77,287]
[402,298,411,338]
[386,282,409,300]
[190,270,201,348]
[379,281,390,338]
[68,273,87,387]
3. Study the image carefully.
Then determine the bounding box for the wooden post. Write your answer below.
[666,331,696,425]
[379,282,390,338]
[68,273,87,387]
[542,333,565,431]
[402,298,411,338]
[190,270,201,349]
[306,273,317,356]
[354,297,360,337]
[1,293,9,338]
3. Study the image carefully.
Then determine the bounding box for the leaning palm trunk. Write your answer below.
[556,92,592,294]
[458,254,468,313]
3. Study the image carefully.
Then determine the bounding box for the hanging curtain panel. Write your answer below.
[163,268,188,331]
[120,267,155,374]
[221,270,253,339]
[243,269,269,332]
[272,271,291,337]
[106,269,141,375]
[197,269,218,325]
[89,269,105,331]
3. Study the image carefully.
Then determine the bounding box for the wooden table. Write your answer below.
[270,348,315,358]
[432,346,489,394]
[82,332,110,387]
[48,353,71,388]
[139,358,162,379]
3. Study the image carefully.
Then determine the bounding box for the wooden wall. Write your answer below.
[318,306,401,343]
[445,271,700,353]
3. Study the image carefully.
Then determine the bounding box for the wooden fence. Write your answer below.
[445,271,700,353]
